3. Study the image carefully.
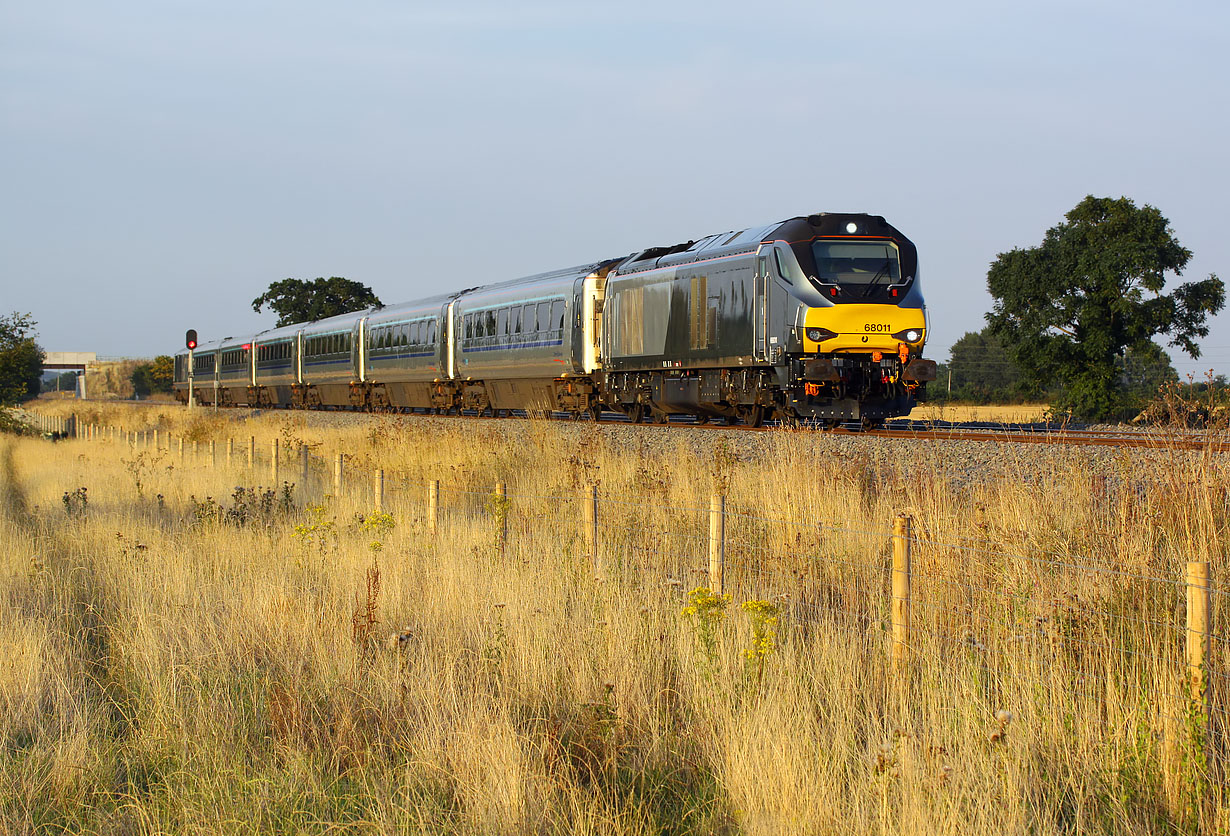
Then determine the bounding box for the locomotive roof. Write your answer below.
[612,212,914,276]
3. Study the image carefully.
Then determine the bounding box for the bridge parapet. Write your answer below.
[43,352,97,369]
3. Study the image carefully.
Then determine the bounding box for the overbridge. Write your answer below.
[43,351,97,370]
[42,352,96,397]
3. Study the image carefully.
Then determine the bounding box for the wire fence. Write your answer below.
[57,415,1230,795]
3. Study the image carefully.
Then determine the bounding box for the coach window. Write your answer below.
[536,302,549,333]
[551,300,565,333]
[427,321,436,343]
[497,308,509,339]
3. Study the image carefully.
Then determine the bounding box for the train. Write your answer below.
[173,211,936,427]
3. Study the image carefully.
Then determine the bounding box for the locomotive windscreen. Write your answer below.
[811,241,901,285]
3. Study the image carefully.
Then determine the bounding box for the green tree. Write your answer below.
[131,355,175,397]
[986,195,1223,421]
[0,313,45,405]
[945,327,1032,402]
[252,277,381,327]
[1118,342,1177,404]
[52,371,78,391]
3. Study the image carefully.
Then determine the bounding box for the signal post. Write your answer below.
[186,329,198,409]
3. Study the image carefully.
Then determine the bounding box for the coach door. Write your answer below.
[353,317,367,382]
[753,248,770,362]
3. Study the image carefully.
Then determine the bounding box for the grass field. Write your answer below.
[905,403,1052,424]
[2,402,1227,834]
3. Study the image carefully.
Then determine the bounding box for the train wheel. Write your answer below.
[628,403,645,423]
[653,409,669,425]
[695,414,710,425]
[776,408,801,429]
[739,404,765,428]
[587,404,603,422]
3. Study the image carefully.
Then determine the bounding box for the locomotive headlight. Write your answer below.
[845,222,858,234]
[891,328,922,343]
[806,327,837,342]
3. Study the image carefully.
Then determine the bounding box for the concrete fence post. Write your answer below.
[494,481,508,553]
[428,479,439,535]
[334,453,344,496]
[301,444,310,489]
[892,514,913,675]
[374,469,384,511]
[227,437,234,468]
[709,493,725,595]
[270,439,279,483]
[585,483,600,577]
[248,436,255,469]
[1186,561,1212,763]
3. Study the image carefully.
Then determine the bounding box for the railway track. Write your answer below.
[864,422,1227,451]
[58,400,1229,451]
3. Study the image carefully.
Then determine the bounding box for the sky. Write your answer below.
[2,0,1228,379]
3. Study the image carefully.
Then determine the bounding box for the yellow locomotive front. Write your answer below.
[775,214,935,425]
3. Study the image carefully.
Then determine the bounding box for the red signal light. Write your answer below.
[186,328,198,350]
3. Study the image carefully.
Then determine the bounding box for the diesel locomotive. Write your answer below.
[174,212,936,426]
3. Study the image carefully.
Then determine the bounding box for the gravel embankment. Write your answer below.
[282,410,1186,492]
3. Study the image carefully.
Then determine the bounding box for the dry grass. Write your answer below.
[907,403,1051,424]
[2,401,1227,834]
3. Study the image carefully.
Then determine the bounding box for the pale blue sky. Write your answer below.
[3,0,1227,377]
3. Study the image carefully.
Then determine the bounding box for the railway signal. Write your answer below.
[186,329,197,408]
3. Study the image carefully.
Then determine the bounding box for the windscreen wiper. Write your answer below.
[861,259,891,298]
